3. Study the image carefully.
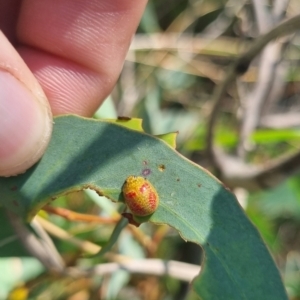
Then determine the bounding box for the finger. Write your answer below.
[16,0,147,116]
[0,0,21,42]
[0,32,52,176]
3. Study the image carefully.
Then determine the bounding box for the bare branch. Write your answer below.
[238,0,290,157]
[214,147,300,191]
[234,14,300,72]
[7,211,65,272]
[202,0,247,39]
[261,61,289,114]
[85,259,200,282]
[129,33,244,55]
[206,14,300,163]
[273,0,290,22]
[31,218,65,267]
[238,42,283,156]
[35,215,101,255]
[260,113,300,128]
[251,0,272,33]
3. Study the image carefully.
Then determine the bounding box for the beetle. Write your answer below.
[122,176,159,216]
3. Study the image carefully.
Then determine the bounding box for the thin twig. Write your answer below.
[237,0,290,157]
[202,0,247,40]
[0,235,18,248]
[261,60,289,115]
[127,225,158,256]
[36,215,101,255]
[238,42,283,157]
[129,33,245,55]
[251,0,272,33]
[85,259,200,282]
[7,211,65,272]
[273,0,290,22]
[31,218,65,267]
[234,14,300,69]
[260,113,300,128]
[214,147,300,191]
[43,205,120,224]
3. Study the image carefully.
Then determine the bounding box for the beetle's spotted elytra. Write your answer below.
[122,176,159,216]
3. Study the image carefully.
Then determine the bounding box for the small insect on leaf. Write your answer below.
[122,176,159,216]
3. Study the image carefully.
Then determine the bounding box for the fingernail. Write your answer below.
[0,71,52,176]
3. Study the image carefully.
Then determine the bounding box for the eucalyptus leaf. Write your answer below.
[0,115,287,299]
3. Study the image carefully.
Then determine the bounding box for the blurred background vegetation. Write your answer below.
[5,0,300,299]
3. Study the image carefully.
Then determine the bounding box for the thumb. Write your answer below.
[0,32,52,177]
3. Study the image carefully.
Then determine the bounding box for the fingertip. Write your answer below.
[0,71,52,176]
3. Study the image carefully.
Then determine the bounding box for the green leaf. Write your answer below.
[105,117,144,132]
[0,115,287,299]
[155,132,177,148]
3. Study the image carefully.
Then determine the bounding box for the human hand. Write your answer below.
[0,0,147,176]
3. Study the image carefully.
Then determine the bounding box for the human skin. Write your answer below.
[0,0,147,176]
